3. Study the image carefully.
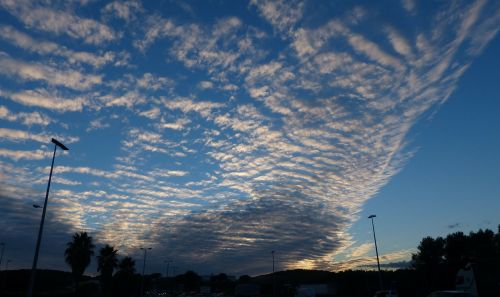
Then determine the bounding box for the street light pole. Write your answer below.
[272,250,276,297]
[164,260,172,277]
[27,138,68,297]
[368,214,383,290]
[140,247,152,297]
[272,250,275,273]
[0,243,4,272]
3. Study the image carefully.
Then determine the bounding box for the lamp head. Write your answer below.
[51,138,69,151]
[368,214,376,219]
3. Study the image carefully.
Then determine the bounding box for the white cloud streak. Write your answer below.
[0,54,102,90]
[0,0,118,44]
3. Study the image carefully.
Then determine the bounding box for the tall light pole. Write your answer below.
[140,247,152,297]
[0,243,4,271]
[27,138,68,297]
[368,214,383,290]
[272,250,276,297]
[271,250,275,273]
[164,260,172,277]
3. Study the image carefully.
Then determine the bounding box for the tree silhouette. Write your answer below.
[444,232,469,287]
[412,236,445,291]
[116,256,136,275]
[97,244,118,296]
[210,273,233,293]
[176,270,202,292]
[114,256,138,297]
[64,232,95,295]
[412,227,500,295]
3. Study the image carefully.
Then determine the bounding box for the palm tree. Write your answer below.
[64,232,95,295]
[117,256,136,275]
[97,244,118,296]
[115,257,137,297]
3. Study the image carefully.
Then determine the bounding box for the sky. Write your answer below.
[0,0,499,276]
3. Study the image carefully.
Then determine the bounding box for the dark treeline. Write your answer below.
[411,225,500,296]
[0,225,499,297]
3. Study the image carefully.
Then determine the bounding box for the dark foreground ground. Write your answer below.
[0,268,498,297]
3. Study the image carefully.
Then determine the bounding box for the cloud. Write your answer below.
[250,0,304,36]
[136,73,174,91]
[384,26,413,59]
[0,54,102,90]
[0,185,73,269]
[135,15,264,78]
[139,107,161,119]
[348,243,374,258]
[0,0,118,44]
[98,91,145,108]
[0,105,53,126]
[0,25,116,68]
[0,148,51,161]
[199,81,214,89]
[159,118,191,130]
[0,0,498,275]
[345,32,405,71]
[102,0,142,21]
[402,0,416,14]
[86,118,111,132]
[162,97,224,119]
[3,88,87,112]
[0,128,79,144]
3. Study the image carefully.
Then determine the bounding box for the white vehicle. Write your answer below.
[427,263,478,297]
[455,264,478,296]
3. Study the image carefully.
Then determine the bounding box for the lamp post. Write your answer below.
[164,260,172,277]
[368,214,383,290]
[271,250,275,273]
[0,243,4,271]
[272,250,276,297]
[27,138,69,297]
[3,258,11,294]
[140,247,152,297]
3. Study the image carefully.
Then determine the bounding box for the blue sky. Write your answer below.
[0,0,499,276]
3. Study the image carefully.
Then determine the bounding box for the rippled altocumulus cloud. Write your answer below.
[0,0,498,274]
